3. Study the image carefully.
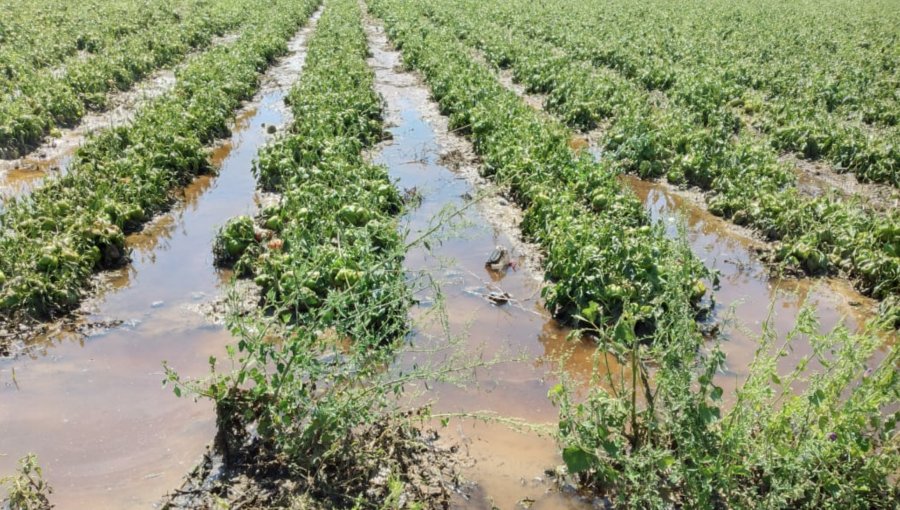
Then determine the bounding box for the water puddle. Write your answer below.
[779,153,899,211]
[0,29,253,203]
[365,18,601,510]
[367,15,895,508]
[0,12,321,507]
[620,175,890,382]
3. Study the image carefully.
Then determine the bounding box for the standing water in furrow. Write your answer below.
[363,13,601,509]
[0,0,321,332]
[614,174,893,381]
[476,50,894,380]
[0,8,321,507]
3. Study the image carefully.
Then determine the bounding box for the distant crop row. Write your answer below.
[0,0,321,320]
[484,0,900,187]
[369,0,711,335]
[0,0,253,158]
[417,0,899,303]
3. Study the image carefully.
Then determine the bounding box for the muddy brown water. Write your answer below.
[365,14,893,509]
[619,176,890,382]
[0,8,890,510]
[364,21,593,509]
[0,12,321,508]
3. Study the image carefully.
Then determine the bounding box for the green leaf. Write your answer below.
[548,383,565,399]
[809,389,826,406]
[562,446,596,474]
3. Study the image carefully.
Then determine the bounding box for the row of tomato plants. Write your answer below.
[367,0,710,334]
[192,0,425,503]
[417,0,899,308]
[512,0,900,126]
[482,0,900,188]
[0,0,255,159]
[0,0,196,74]
[215,0,407,343]
[0,0,321,320]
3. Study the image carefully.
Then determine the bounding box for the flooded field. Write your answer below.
[0,11,320,506]
[1,0,896,508]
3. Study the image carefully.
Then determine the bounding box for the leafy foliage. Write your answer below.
[0,0,321,320]
[369,0,710,335]
[551,289,899,508]
[0,454,52,510]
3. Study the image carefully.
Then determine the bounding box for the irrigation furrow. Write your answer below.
[359,11,605,508]
[416,1,899,309]
[0,6,322,507]
[0,0,323,337]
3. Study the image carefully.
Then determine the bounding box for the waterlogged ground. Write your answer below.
[0,5,894,509]
[0,12,320,507]
[364,18,601,508]
[491,62,889,379]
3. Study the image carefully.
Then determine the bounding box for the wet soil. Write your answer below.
[364,16,605,509]
[368,17,894,507]
[0,30,246,202]
[161,419,462,510]
[780,153,899,211]
[0,13,320,508]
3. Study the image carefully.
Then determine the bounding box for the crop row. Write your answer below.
[416,0,899,303]
[478,0,900,188]
[214,0,409,342]
[176,2,431,502]
[368,0,710,335]
[0,0,202,74]
[0,0,321,321]
[0,0,255,159]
